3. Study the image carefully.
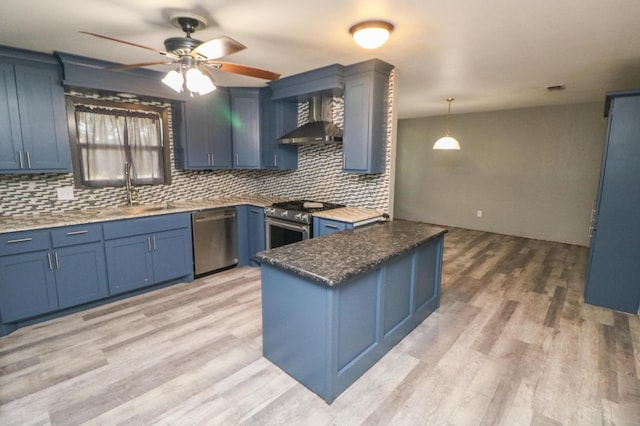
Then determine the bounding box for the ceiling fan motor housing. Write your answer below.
[164,37,203,56]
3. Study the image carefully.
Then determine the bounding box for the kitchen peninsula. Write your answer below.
[256,220,446,403]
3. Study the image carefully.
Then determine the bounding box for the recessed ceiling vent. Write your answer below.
[546,84,566,91]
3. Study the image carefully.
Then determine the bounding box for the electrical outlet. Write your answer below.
[477,210,483,218]
[57,186,75,201]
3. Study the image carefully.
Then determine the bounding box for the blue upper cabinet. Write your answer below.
[230,87,262,169]
[0,47,71,174]
[261,89,299,170]
[342,59,393,174]
[174,87,233,170]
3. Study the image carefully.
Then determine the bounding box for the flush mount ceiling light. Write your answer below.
[433,97,461,150]
[349,20,394,49]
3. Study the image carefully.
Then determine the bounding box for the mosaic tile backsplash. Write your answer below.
[0,71,394,217]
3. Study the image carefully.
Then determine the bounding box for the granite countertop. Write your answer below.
[0,194,288,234]
[311,206,385,224]
[256,219,447,287]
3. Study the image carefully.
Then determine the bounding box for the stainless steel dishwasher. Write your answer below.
[192,207,238,276]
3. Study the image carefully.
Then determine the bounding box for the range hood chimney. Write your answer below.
[279,95,343,144]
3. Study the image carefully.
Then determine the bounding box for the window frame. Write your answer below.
[66,96,172,188]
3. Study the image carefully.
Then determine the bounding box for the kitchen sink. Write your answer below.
[84,203,179,217]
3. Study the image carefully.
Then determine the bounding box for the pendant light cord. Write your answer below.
[445,97,454,136]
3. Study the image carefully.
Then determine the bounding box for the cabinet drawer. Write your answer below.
[51,223,103,248]
[0,229,50,256]
[103,213,191,240]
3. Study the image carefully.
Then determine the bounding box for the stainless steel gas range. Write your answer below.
[264,200,345,249]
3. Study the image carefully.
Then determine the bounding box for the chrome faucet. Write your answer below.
[124,162,138,206]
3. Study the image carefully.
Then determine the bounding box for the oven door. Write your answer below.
[265,216,310,249]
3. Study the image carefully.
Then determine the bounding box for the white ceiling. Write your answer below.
[2,0,640,118]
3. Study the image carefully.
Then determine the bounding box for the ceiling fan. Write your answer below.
[81,13,281,95]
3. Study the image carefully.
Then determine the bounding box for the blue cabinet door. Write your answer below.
[585,94,640,313]
[54,242,109,309]
[230,88,261,169]
[151,228,192,284]
[248,207,266,264]
[261,94,299,170]
[0,62,23,170]
[343,60,392,174]
[105,235,154,295]
[177,88,232,169]
[0,250,58,322]
[14,64,70,172]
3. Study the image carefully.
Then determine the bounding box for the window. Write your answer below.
[67,97,171,188]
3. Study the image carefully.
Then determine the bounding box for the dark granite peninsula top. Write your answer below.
[256,219,447,286]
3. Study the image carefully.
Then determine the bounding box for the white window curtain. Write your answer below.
[75,107,165,187]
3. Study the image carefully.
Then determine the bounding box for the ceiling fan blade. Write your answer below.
[207,61,281,81]
[80,31,177,59]
[107,61,176,71]
[191,36,247,60]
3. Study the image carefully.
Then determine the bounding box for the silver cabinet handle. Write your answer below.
[47,252,53,270]
[325,224,339,229]
[147,236,152,252]
[152,236,157,251]
[66,230,88,236]
[211,153,215,165]
[54,252,60,269]
[274,153,277,167]
[18,151,24,169]
[26,151,31,169]
[7,237,33,243]
[250,209,260,213]
[236,153,239,165]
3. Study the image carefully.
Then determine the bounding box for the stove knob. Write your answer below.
[302,213,309,221]
[295,213,302,219]
[280,210,289,217]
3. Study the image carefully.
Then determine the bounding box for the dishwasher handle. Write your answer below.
[194,210,236,223]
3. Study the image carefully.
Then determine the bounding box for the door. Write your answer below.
[231,89,261,169]
[152,228,193,283]
[55,242,109,309]
[0,250,58,322]
[248,207,266,261]
[0,62,23,170]
[14,64,70,171]
[585,95,640,313]
[184,96,213,168]
[343,74,371,172]
[105,234,154,295]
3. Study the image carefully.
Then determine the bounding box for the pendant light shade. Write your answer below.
[349,20,394,49]
[162,66,216,95]
[433,97,460,150]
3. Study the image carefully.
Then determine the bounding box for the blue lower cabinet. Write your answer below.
[237,205,266,267]
[313,217,353,237]
[54,241,108,309]
[0,249,58,322]
[152,228,193,283]
[104,214,193,295]
[105,234,155,295]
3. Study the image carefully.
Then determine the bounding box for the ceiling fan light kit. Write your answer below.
[81,13,280,96]
[349,20,394,49]
[433,97,461,150]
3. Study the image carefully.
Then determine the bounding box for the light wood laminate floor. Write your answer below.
[1,227,639,425]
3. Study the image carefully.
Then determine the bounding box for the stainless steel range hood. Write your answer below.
[279,96,343,144]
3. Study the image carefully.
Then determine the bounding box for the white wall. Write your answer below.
[394,102,607,246]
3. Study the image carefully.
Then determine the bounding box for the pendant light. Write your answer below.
[349,20,394,49]
[433,97,461,150]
